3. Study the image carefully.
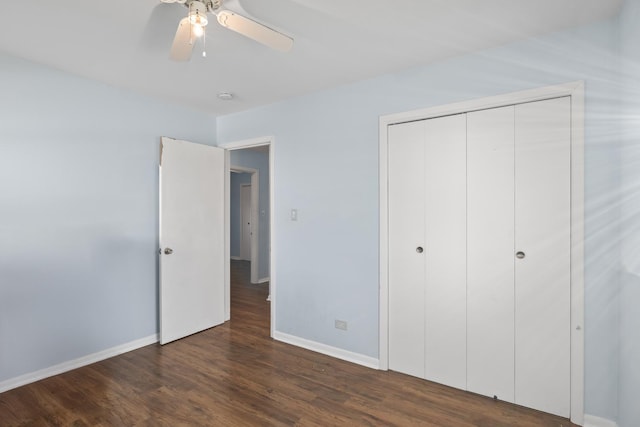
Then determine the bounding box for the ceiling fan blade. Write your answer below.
[170,17,195,61]
[140,2,185,52]
[216,10,293,52]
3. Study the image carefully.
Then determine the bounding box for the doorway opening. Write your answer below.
[230,167,259,282]
[223,137,274,337]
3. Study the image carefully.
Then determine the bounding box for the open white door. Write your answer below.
[159,137,225,345]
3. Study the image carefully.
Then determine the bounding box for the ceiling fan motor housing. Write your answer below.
[182,0,220,12]
[189,1,208,20]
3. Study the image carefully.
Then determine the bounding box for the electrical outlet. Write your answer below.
[335,320,348,331]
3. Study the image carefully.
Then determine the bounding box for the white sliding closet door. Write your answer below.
[423,114,467,389]
[388,120,426,378]
[466,106,516,402]
[514,97,571,417]
[388,114,467,388]
[387,95,572,419]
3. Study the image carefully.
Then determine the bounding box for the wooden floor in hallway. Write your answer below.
[0,260,577,426]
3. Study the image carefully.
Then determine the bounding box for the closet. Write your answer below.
[388,97,571,418]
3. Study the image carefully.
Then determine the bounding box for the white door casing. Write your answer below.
[221,137,275,336]
[159,137,226,345]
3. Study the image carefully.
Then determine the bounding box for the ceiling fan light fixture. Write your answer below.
[192,23,205,37]
[189,1,209,27]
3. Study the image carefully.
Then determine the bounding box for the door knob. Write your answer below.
[164,248,173,255]
[416,246,424,254]
[516,251,525,259]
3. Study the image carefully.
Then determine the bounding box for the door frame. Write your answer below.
[220,136,275,338]
[231,167,259,282]
[378,81,585,425]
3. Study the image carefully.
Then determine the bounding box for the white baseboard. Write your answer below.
[584,414,618,427]
[273,331,379,370]
[258,277,270,284]
[0,334,158,393]
[230,256,242,261]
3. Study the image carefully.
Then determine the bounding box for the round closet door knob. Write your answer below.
[516,251,525,259]
[416,247,424,254]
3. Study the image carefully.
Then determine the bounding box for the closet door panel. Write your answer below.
[423,114,467,390]
[467,106,515,402]
[514,97,571,417]
[388,121,426,378]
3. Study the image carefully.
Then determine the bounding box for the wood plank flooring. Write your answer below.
[0,260,577,426]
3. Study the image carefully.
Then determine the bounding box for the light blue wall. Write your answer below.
[617,1,640,426]
[218,18,625,420]
[230,172,252,258]
[229,149,270,280]
[0,52,216,384]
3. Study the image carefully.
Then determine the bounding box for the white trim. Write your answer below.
[221,136,276,338]
[583,414,618,427]
[230,165,258,174]
[570,82,586,427]
[250,173,259,283]
[0,334,158,393]
[378,115,389,371]
[273,331,380,370]
[381,81,584,126]
[224,150,231,321]
[230,256,242,261]
[258,277,270,284]
[379,81,585,424]
[269,142,275,338]
[220,136,275,150]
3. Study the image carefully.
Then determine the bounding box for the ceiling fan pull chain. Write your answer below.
[202,29,207,57]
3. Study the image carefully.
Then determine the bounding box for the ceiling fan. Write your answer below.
[157,0,294,61]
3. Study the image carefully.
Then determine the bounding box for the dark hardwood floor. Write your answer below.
[0,260,577,426]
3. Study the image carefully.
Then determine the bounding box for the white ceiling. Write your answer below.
[0,0,622,115]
